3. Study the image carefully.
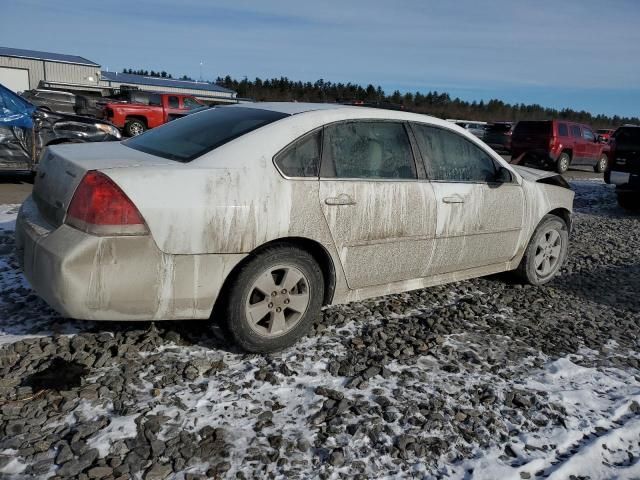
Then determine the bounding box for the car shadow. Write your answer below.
[550,263,640,313]
[0,171,34,185]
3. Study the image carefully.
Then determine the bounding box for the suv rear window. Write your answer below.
[125,106,289,162]
[613,127,640,144]
[486,123,512,133]
[513,121,551,136]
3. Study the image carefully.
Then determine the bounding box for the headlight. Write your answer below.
[95,123,121,139]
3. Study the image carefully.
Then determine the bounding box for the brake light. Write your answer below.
[66,171,149,236]
[549,137,557,149]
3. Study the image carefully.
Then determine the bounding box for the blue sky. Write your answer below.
[3,0,640,117]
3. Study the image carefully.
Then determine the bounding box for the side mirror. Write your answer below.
[494,166,512,183]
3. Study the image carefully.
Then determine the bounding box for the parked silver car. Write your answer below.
[16,103,574,352]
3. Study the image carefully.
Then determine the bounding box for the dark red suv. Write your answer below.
[511,120,610,173]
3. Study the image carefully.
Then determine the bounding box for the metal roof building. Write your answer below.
[0,46,237,103]
[99,71,236,102]
[0,46,101,93]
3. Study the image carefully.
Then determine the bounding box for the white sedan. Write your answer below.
[16,103,574,352]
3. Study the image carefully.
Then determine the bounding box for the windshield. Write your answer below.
[125,106,289,162]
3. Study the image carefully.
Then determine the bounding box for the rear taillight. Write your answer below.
[549,137,557,149]
[65,171,149,236]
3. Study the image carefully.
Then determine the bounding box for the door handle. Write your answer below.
[442,195,465,204]
[324,194,356,206]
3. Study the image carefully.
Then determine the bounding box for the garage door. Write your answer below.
[0,67,29,93]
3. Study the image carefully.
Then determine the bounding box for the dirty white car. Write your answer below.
[16,103,574,352]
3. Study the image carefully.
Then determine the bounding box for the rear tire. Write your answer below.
[556,152,571,174]
[223,246,324,353]
[516,214,569,286]
[594,154,608,173]
[124,119,146,137]
[617,192,640,212]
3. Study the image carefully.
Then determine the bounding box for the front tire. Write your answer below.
[223,246,324,353]
[594,154,608,173]
[124,119,146,137]
[556,153,571,174]
[516,215,569,286]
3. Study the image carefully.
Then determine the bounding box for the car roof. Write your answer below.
[229,102,350,115]
[227,101,455,127]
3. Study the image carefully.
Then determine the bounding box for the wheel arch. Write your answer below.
[547,207,572,233]
[213,236,337,319]
[560,148,573,159]
[125,115,148,126]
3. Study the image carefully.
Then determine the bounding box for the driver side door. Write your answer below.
[0,85,35,170]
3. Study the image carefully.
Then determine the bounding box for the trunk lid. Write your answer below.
[33,141,176,227]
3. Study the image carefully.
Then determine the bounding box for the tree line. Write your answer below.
[214,75,638,128]
[119,69,638,127]
[122,68,199,82]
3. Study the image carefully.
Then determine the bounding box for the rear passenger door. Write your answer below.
[410,123,524,275]
[318,121,438,289]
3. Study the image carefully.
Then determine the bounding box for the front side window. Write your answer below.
[183,97,203,110]
[570,125,582,138]
[321,121,416,179]
[125,106,289,162]
[583,128,595,142]
[558,123,569,137]
[412,123,498,182]
[168,96,179,108]
[148,94,162,106]
[274,129,321,177]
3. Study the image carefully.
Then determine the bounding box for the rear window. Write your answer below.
[486,123,512,133]
[613,127,640,144]
[125,106,289,162]
[513,121,551,136]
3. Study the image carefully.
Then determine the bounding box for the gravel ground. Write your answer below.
[0,179,639,480]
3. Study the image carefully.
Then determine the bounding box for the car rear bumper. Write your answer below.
[604,171,640,191]
[15,195,246,321]
[510,149,557,166]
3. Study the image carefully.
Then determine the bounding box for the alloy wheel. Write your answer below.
[245,265,310,337]
[534,228,563,278]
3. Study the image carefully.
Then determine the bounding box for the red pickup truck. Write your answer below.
[103,92,204,136]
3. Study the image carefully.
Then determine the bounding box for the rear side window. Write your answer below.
[570,125,582,137]
[274,129,321,177]
[583,128,595,141]
[168,96,179,108]
[321,121,416,179]
[412,123,498,183]
[125,106,289,162]
[557,123,568,137]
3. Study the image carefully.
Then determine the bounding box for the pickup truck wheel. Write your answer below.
[223,246,324,353]
[556,153,570,174]
[516,214,569,286]
[594,154,608,173]
[124,119,146,137]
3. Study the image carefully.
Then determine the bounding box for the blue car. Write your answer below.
[0,83,121,171]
